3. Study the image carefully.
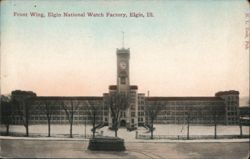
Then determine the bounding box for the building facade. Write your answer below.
[5,47,240,127]
[239,106,250,125]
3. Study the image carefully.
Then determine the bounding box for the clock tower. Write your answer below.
[106,47,138,129]
[117,48,130,92]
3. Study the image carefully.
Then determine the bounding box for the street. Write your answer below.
[0,138,249,159]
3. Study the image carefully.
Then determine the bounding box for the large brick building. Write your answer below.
[7,47,240,128]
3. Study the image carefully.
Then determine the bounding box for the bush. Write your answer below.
[88,136,125,151]
[127,127,137,131]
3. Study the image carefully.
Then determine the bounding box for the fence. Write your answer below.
[137,134,250,140]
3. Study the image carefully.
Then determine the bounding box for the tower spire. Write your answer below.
[122,31,124,48]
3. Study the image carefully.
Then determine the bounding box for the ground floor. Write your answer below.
[0,138,249,159]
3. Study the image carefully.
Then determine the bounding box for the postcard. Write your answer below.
[0,0,249,158]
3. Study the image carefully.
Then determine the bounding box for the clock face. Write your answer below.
[119,61,127,69]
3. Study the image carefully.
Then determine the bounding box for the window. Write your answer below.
[131,119,134,123]
[121,77,126,84]
[131,112,135,117]
[131,104,135,110]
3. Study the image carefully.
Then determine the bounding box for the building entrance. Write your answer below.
[120,120,126,127]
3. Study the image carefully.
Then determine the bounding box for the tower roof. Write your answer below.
[116,48,130,54]
[215,90,240,96]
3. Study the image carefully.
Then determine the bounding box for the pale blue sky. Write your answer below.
[1,0,249,102]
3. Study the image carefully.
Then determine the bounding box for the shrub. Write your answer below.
[88,136,125,151]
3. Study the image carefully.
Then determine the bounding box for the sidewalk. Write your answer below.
[1,135,249,143]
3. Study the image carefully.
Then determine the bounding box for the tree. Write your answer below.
[213,111,218,139]
[186,111,191,140]
[85,100,102,138]
[185,107,195,140]
[1,95,13,135]
[107,92,130,137]
[239,116,243,138]
[11,90,36,137]
[212,105,225,139]
[39,100,57,137]
[145,102,164,139]
[185,107,204,140]
[62,99,80,138]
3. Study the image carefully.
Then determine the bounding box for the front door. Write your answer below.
[120,120,126,127]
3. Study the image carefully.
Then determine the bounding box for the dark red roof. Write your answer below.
[130,85,138,89]
[35,96,103,100]
[215,90,239,96]
[109,85,138,90]
[109,85,117,90]
[146,96,224,101]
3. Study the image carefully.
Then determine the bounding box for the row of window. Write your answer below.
[138,118,144,122]
[8,116,103,121]
[225,96,239,101]
[155,116,225,120]
[146,101,224,105]
[227,112,238,116]
[138,112,144,116]
[138,106,144,110]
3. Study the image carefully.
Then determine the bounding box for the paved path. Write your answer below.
[0,138,249,158]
